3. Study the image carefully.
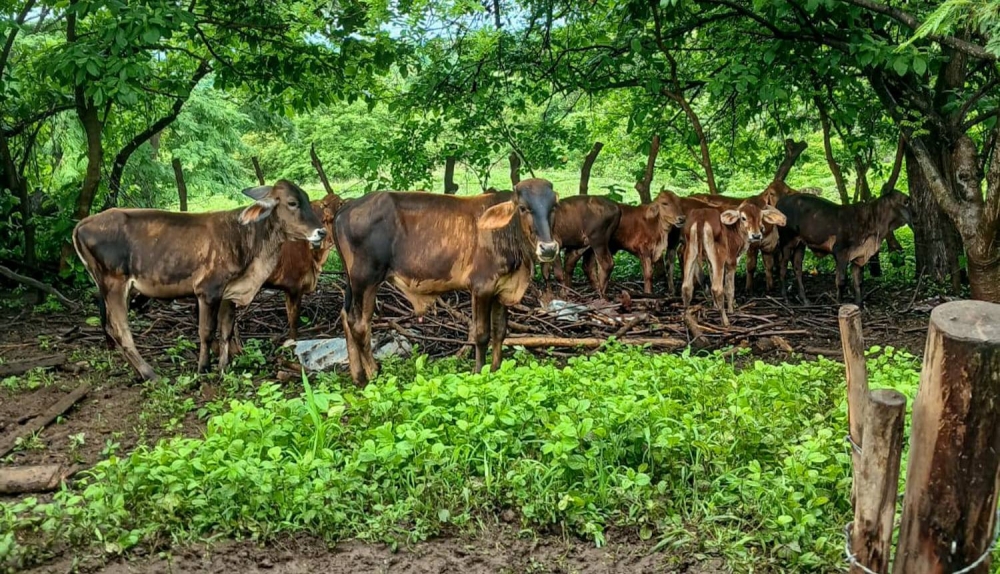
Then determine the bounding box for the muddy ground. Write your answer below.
[1,272,937,573]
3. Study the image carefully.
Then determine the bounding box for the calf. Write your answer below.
[543,196,621,299]
[776,190,912,306]
[261,193,342,339]
[682,203,786,326]
[335,178,560,385]
[73,181,326,380]
[685,181,786,293]
[601,189,686,294]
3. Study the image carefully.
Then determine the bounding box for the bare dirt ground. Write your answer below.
[1,270,936,573]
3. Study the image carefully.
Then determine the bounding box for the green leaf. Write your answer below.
[892,56,909,76]
[630,38,642,54]
[912,55,927,76]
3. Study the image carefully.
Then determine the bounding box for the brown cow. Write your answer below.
[664,195,727,296]
[334,178,560,385]
[261,193,342,339]
[776,190,911,306]
[682,202,786,326]
[73,181,326,380]
[543,196,622,299]
[589,189,686,294]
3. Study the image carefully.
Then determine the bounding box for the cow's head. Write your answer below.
[882,189,913,230]
[721,202,787,245]
[652,188,686,228]
[477,178,560,262]
[239,180,326,247]
[761,180,795,205]
[312,193,343,250]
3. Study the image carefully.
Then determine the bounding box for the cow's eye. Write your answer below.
[519,205,530,214]
[288,201,299,208]
[741,214,747,221]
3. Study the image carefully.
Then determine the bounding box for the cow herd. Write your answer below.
[72,177,912,385]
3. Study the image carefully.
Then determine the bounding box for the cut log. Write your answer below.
[0,465,64,494]
[0,383,91,458]
[0,354,66,377]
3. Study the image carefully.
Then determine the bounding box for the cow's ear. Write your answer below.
[239,198,277,224]
[242,185,273,200]
[553,191,559,202]
[478,201,517,230]
[762,208,787,226]
[720,210,740,226]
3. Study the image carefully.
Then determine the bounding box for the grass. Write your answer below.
[2,345,926,573]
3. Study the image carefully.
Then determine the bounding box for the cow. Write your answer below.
[776,189,912,306]
[684,181,787,293]
[543,196,622,299]
[334,178,560,385]
[577,189,686,295]
[681,202,787,326]
[72,181,326,380]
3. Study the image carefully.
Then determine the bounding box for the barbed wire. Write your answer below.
[845,433,862,455]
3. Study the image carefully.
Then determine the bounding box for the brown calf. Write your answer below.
[261,193,342,339]
[543,196,622,299]
[334,179,560,385]
[73,181,326,380]
[682,203,786,326]
[602,189,686,294]
[776,190,911,306]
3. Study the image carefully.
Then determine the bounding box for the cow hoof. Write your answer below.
[139,367,159,382]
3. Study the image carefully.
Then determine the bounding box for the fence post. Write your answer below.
[892,301,1000,574]
[851,389,906,574]
[839,304,869,507]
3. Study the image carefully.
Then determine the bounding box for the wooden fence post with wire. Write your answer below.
[840,301,1000,574]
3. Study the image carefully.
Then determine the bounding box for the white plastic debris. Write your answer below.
[294,334,413,372]
[544,299,589,322]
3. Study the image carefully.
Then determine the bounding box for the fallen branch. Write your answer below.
[0,383,91,458]
[0,464,64,494]
[684,310,708,348]
[0,354,66,377]
[612,313,647,338]
[0,265,77,309]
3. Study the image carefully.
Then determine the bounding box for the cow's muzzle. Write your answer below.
[308,228,327,248]
[749,232,763,243]
[536,241,559,262]
[673,215,686,228]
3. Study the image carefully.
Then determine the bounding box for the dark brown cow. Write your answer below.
[261,193,342,339]
[594,189,686,294]
[73,181,326,380]
[776,189,912,306]
[335,178,560,385]
[686,181,785,293]
[682,202,787,326]
[543,196,621,299]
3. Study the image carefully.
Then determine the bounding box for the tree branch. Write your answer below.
[2,103,75,137]
[0,0,38,82]
[840,0,995,61]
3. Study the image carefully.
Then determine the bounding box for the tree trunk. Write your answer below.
[635,135,660,204]
[444,156,459,194]
[817,100,850,205]
[774,139,807,182]
[310,143,334,195]
[664,90,717,194]
[252,156,265,185]
[904,148,963,289]
[509,152,521,187]
[579,141,603,195]
[0,132,34,268]
[172,158,188,212]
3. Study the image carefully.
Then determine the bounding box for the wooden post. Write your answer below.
[839,304,869,507]
[579,141,603,195]
[251,156,265,185]
[851,389,906,574]
[172,158,187,212]
[509,152,521,187]
[893,301,1000,574]
[444,156,459,194]
[310,143,334,195]
[634,135,660,204]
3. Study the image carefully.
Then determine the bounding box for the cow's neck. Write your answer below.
[483,219,532,274]
[223,213,285,306]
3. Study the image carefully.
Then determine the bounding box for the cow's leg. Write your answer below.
[196,295,221,374]
[593,245,615,300]
[489,300,508,372]
[681,237,699,309]
[340,280,365,385]
[792,245,810,306]
[762,252,775,292]
[851,263,864,307]
[665,245,677,296]
[105,280,157,380]
[725,264,737,316]
[217,299,235,373]
[471,293,493,373]
[707,250,727,327]
[564,248,587,293]
[285,290,303,340]
[744,246,758,294]
[357,282,380,382]
[641,255,654,294]
[834,253,848,303]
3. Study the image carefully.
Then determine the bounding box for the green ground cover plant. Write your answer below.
[2,345,922,572]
